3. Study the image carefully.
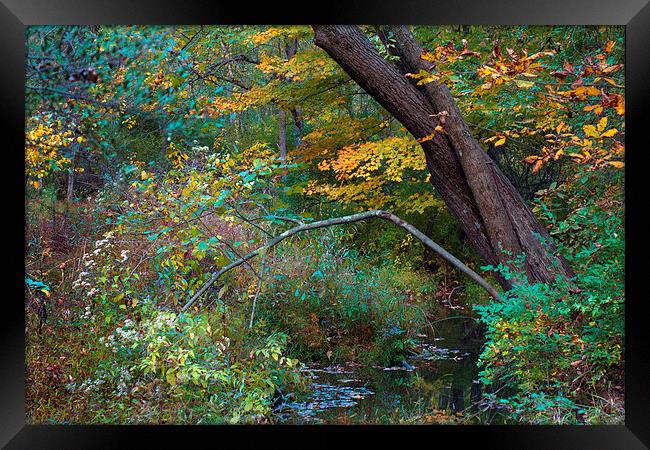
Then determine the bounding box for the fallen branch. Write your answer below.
[180,210,500,313]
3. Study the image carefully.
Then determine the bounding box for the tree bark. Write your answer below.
[312,25,572,288]
[65,144,77,202]
[290,107,304,146]
[278,107,287,162]
[66,170,74,202]
[283,38,304,148]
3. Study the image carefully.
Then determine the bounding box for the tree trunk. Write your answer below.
[278,107,287,162]
[65,143,77,202]
[282,38,304,148]
[290,107,304,146]
[312,25,572,288]
[66,170,74,202]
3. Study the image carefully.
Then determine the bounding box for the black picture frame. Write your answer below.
[3,1,649,448]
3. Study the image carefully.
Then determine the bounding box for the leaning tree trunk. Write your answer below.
[312,25,573,288]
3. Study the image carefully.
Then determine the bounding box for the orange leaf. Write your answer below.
[615,100,625,116]
[583,104,603,115]
[417,133,436,143]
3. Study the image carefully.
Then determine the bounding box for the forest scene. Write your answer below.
[25,25,625,425]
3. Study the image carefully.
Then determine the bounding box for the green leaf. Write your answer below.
[514,79,535,89]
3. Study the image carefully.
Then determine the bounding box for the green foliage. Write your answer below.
[65,305,304,424]
[474,165,624,424]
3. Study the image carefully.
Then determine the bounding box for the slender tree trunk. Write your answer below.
[278,107,287,162]
[312,25,572,288]
[290,107,304,146]
[65,144,77,202]
[282,38,304,149]
[66,170,74,202]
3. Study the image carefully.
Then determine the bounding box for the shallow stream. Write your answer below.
[274,316,490,424]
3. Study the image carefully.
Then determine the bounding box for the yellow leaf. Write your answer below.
[583,125,599,138]
[608,161,624,168]
[140,171,148,180]
[600,128,618,138]
[601,78,622,88]
[532,160,543,174]
[586,86,601,96]
[166,370,176,386]
[494,137,506,147]
[597,117,608,132]
[131,298,138,307]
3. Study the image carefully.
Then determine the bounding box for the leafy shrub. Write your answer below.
[474,167,624,424]
[258,231,435,365]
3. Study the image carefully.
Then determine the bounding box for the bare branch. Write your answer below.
[179,209,500,314]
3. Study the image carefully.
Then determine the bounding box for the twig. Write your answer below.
[249,250,267,329]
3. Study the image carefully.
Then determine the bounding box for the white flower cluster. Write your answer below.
[93,230,115,253]
[71,375,106,394]
[72,268,92,291]
[116,367,133,397]
[115,320,139,343]
[68,365,136,397]
[217,336,231,353]
[120,249,129,262]
[191,145,210,153]
[144,312,177,336]
[81,305,94,321]
[98,334,117,352]
[100,319,141,353]
[72,230,118,296]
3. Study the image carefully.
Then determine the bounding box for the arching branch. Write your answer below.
[180,210,500,314]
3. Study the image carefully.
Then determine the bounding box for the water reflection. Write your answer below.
[274,317,491,424]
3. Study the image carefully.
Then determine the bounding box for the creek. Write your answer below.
[273,314,496,424]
